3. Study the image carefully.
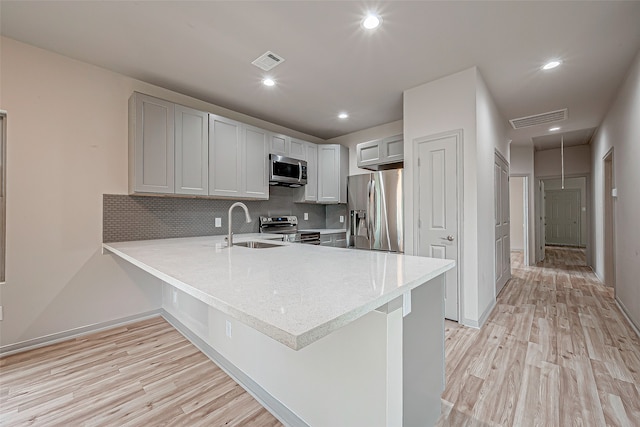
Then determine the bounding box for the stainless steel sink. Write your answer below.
[234,241,283,249]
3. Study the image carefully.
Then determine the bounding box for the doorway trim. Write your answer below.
[536,173,592,266]
[412,129,464,323]
[603,148,616,291]
[510,174,530,266]
[494,150,511,298]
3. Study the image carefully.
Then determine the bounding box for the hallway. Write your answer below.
[437,247,640,426]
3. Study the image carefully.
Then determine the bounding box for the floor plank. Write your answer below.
[0,317,282,426]
[437,247,640,426]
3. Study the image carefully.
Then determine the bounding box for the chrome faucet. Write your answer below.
[227,202,252,247]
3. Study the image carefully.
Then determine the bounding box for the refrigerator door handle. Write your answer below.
[368,178,375,248]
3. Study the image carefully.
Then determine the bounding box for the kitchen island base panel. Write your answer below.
[162,278,444,427]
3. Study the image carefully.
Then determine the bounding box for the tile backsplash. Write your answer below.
[103,186,346,242]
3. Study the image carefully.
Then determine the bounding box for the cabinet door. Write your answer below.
[130,93,175,193]
[318,144,348,204]
[289,138,307,160]
[382,134,403,163]
[333,232,347,248]
[175,105,208,195]
[243,125,269,199]
[209,115,242,197]
[304,142,318,202]
[318,145,340,203]
[356,139,382,168]
[270,134,288,156]
[320,234,333,247]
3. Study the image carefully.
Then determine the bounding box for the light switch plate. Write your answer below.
[304,213,309,220]
[215,217,222,227]
[339,215,345,223]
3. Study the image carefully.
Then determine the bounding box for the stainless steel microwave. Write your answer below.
[269,154,307,187]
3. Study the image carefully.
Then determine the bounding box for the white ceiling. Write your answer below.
[2,1,640,148]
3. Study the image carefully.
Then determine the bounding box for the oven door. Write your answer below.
[269,154,307,186]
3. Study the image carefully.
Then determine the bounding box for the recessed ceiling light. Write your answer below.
[549,127,561,131]
[542,60,562,70]
[262,78,275,87]
[362,13,381,30]
[338,112,349,119]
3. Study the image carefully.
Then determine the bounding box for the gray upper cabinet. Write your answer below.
[270,134,306,160]
[209,116,269,200]
[289,138,306,160]
[295,141,318,203]
[175,105,208,195]
[317,144,349,204]
[356,134,404,170]
[270,133,288,157]
[242,125,269,199]
[129,92,175,194]
[209,115,242,197]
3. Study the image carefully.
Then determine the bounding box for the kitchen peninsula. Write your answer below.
[104,235,454,427]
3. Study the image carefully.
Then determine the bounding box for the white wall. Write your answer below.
[510,145,536,265]
[0,37,323,348]
[534,145,591,178]
[404,68,478,324]
[591,48,640,331]
[510,177,525,251]
[404,67,508,327]
[327,120,403,176]
[475,71,509,320]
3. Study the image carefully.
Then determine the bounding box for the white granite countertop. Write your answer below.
[103,234,454,350]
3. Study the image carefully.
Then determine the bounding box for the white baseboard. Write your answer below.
[0,309,163,357]
[161,310,308,427]
[616,298,640,339]
[461,299,497,329]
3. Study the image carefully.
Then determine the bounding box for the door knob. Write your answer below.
[443,235,454,241]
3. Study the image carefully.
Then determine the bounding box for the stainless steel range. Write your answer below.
[259,216,320,245]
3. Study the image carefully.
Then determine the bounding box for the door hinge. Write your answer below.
[418,218,421,228]
[417,158,420,167]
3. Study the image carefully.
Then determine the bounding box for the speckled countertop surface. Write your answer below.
[103,234,454,350]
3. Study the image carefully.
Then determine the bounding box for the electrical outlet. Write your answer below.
[172,289,177,304]
[339,215,345,223]
[0,306,3,321]
[215,217,222,227]
[304,213,308,220]
[225,320,232,338]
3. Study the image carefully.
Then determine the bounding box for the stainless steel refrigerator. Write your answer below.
[347,170,403,253]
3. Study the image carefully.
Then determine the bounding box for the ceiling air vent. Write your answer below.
[509,108,568,129]
[251,51,285,71]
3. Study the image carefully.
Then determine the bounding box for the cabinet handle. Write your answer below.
[298,162,302,182]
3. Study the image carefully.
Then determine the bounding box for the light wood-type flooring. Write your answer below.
[2,246,639,426]
[437,246,640,426]
[0,317,283,426]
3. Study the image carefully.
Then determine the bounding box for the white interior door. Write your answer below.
[545,189,581,246]
[416,134,459,321]
[494,153,511,296]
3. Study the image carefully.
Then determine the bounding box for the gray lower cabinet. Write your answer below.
[129,92,175,194]
[175,105,208,195]
[317,144,349,204]
[209,115,268,199]
[320,232,347,248]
